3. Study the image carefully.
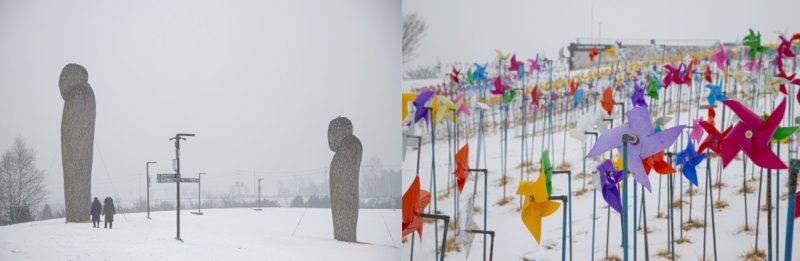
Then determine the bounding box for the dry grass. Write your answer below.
[736,225,754,235]
[684,187,700,196]
[494,176,514,187]
[656,212,666,219]
[438,237,461,253]
[672,199,685,208]
[682,218,704,231]
[714,200,729,210]
[402,236,408,244]
[513,160,534,170]
[759,203,773,212]
[736,184,755,195]
[575,171,591,180]
[637,224,654,234]
[655,248,677,259]
[556,161,573,171]
[495,196,513,206]
[740,248,766,261]
[712,181,726,189]
[473,206,482,214]
[675,236,692,244]
[574,187,589,197]
[603,254,622,261]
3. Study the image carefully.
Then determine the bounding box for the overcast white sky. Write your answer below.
[403,0,800,70]
[0,0,400,207]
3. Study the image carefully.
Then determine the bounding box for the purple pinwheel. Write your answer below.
[596,160,623,213]
[586,107,685,191]
[631,80,647,107]
[413,91,434,124]
[675,141,704,186]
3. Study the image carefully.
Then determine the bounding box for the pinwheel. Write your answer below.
[432,96,460,124]
[569,80,578,96]
[451,67,461,84]
[589,46,600,62]
[573,88,585,108]
[710,42,730,71]
[663,63,690,87]
[413,91,434,124]
[643,151,676,175]
[453,93,471,116]
[601,87,614,116]
[697,121,731,156]
[516,169,561,244]
[720,98,788,169]
[402,92,416,121]
[744,59,761,72]
[495,50,510,62]
[530,85,542,108]
[704,64,712,83]
[706,82,728,107]
[465,68,474,85]
[504,89,517,104]
[402,176,431,239]
[690,118,705,143]
[491,77,510,96]
[631,80,647,107]
[541,149,553,195]
[596,159,623,213]
[509,54,523,72]
[742,29,767,60]
[474,63,488,81]
[586,106,685,191]
[776,35,798,68]
[455,196,480,258]
[453,144,469,192]
[646,75,660,99]
[527,58,541,74]
[603,47,616,58]
[676,141,704,186]
[569,110,609,141]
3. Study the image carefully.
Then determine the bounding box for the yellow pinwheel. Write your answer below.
[495,49,510,62]
[432,95,461,125]
[516,171,561,244]
[402,92,416,121]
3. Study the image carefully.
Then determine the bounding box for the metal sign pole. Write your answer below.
[169,133,195,241]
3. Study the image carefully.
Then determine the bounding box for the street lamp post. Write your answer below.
[146,161,157,219]
[169,133,195,242]
[255,178,264,211]
[193,172,206,215]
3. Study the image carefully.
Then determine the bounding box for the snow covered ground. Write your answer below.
[0,208,399,260]
[402,89,800,260]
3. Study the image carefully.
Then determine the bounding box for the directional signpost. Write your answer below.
[164,133,195,242]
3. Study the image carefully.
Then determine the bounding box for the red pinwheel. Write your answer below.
[453,144,469,192]
[643,151,676,175]
[530,85,541,108]
[720,98,788,169]
[698,120,732,156]
[601,87,613,116]
[402,176,431,239]
[451,67,461,84]
[589,46,600,62]
[704,64,712,83]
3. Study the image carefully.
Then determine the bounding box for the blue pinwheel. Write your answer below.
[675,140,704,186]
[573,88,585,108]
[473,63,488,81]
[705,81,728,107]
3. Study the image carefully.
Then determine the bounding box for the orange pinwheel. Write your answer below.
[402,176,431,239]
[569,80,578,96]
[643,151,675,175]
[589,46,600,62]
[601,87,613,116]
[453,144,469,192]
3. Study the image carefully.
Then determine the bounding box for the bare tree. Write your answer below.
[403,13,427,64]
[0,137,46,224]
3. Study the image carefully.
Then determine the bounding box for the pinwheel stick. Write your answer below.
[785,159,799,261]
[622,134,632,261]
[702,152,718,261]
[420,213,450,261]
[584,131,599,261]
[553,170,574,261]
[549,195,569,261]
[465,230,495,261]
[614,102,626,123]
[469,168,489,261]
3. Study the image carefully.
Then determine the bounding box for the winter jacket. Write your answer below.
[102,198,116,222]
[90,199,102,220]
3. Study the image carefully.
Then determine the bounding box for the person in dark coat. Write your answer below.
[90,197,102,228]
[102,197,116,229]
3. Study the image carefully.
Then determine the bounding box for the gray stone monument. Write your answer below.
[328,116,362,242]
[59,64,96,222]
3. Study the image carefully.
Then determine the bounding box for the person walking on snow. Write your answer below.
[90,197,101,228]
[102,197,116,229]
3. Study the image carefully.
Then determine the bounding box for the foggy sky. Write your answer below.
[0,0,400,207]
[403,0,800,70]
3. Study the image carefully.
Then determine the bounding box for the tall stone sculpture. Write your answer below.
[60,64,96,222]
[328,116,362,242]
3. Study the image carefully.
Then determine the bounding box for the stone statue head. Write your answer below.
[328,116,353,152]
[59,63,88,100]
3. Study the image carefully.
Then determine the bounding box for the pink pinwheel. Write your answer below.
[720,98,788,169]
[527,58,541,74]
[662,63,690,88]
[454,93,472,116]
[690,118,705,143]
[586,107,685,191]
[710,43,730,71]
[491,77,511,96]
[744,59,761,72]
[509,54,523,73]
[777,35,796,59]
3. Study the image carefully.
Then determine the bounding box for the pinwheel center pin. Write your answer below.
[745,130,753,139]
[628,135,639,145]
